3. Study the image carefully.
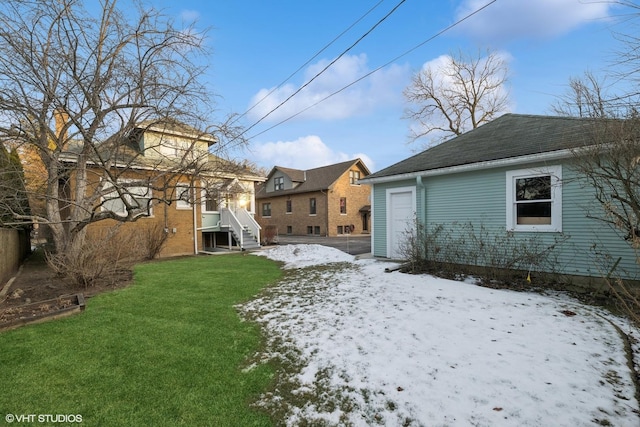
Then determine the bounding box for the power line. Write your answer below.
[241,0,407,136]
[235,0,386,123]
[247,0,498,141]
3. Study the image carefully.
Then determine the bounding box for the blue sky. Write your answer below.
[146,0,634,172]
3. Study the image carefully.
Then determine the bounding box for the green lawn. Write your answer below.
[0,254,282,427]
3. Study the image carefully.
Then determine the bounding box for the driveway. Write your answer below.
[273,234,371,256]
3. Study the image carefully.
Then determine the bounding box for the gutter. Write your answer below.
[360,148,578,185]
[58,154,266,182]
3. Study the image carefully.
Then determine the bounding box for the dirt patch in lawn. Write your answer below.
[0,250,133,325]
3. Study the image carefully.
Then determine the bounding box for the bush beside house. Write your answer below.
[360,114,640,284]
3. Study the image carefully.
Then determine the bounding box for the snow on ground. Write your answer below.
[244,244,640,427]
[256,243,355,269]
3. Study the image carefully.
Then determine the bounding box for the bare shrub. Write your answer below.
[591,251,640,326]
[137,222,169,260]
[46,226,141,288]
[608,277,640,326]
[400,220,567,284]
[262,225,278,245]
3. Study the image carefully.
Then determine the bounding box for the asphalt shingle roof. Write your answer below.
[257,159,369,198]
[366,114,598,180]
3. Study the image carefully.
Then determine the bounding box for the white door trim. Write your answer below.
[386,186,416,259]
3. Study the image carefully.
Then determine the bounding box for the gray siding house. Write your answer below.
[360,114,640,281]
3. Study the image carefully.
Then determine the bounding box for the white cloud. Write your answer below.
[455,0,612,41]
[180,9,200,23]
[251,135,375,171]
[247,54,409,123]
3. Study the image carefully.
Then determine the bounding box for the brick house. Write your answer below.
[56,120,265,256]
[255,159,371,239]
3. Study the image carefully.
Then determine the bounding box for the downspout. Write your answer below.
[163,181,169,230]
[416,175,426,226]
[416,176,426,259]
[193,186,198,255]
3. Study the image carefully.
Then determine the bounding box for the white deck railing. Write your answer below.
[220,208,261,247]
[235,208,261,244]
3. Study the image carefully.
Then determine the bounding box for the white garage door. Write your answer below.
[386,187,416,259]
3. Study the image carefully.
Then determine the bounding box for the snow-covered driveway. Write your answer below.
[241,244,639,426]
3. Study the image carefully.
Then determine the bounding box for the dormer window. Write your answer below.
[274,176,284,191]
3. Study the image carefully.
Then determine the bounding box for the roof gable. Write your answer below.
[258,158,370,197]
[366,114,599,180]
[267,166,306,183]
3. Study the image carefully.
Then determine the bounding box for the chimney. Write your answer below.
[54,109,69,141]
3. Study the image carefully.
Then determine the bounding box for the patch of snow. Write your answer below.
[255,244,354,269]
[245,244,640,426]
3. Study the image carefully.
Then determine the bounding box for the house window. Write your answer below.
[286,226,292,234]
[102,179,152,217]
[307,226,313,235]
[286,199,292,213]
[314,226,320,235]
[309,198,316,215]
[274,176,284,191]
[262,203,271,217]
[506,166,562,232]
[203,190,218,212]
[159,137,178,157]
[337,225,343,235]
[176,184,191,209]
[349,170,361,185]
[223,193,235,210]
[340,197,347,214]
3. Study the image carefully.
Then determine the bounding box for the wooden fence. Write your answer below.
[0,228,30,286]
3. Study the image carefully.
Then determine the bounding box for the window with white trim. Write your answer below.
[176,184,192,209]
[202,190,218,213]
[102,179,152,217]
[506,166,562,232]
[339,197,347,214]
[349,170,360,185]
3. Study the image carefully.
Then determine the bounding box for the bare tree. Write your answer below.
[0,0,247,273]
[568,114,640,323]
[609,1,640,93]
[403,48,510,146]
[554,74,640,323]
[574,118,640,240]
[552,72,616,118]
